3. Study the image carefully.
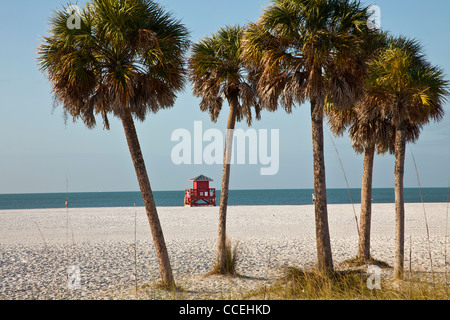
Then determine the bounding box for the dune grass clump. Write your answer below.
[243,266,450,300]
[279,267,374,300]
[208,238,241,276]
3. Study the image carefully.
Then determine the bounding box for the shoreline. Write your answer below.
[1,203,449,299]
[0,200,448,210]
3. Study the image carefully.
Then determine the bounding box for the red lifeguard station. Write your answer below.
[184,175,216,207]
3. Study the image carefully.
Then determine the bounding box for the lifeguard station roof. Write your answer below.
[189,175,214,182]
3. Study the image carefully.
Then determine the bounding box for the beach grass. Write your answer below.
[207,237,241,276]
[241,266,450,300]
[91,263,450,300]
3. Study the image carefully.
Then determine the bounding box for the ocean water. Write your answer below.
[0,188,448,210]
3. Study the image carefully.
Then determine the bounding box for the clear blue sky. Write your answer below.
[0,0,449,194]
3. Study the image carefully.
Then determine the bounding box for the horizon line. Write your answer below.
[1,186,449,196]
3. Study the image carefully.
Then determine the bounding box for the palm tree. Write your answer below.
[189,25,261,274]
[37,0,190,286]
[326,104,392,262]
[325,31,393,263]
[363,36,448,279]
[326,99,423,263]
[242,0,371,273]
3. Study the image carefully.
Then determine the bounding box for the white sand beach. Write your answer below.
[0,203,449,299]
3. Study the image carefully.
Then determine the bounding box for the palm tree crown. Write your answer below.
[243,0,372,113]
[364,36,447,128]
[38,0,190,129]
[189,25,261,125]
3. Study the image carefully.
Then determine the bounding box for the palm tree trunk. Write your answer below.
[394,126,406,280]
[357,144,375,262]
[121,110,174,286]
[216,97,237,273]
[310,97,333,273]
